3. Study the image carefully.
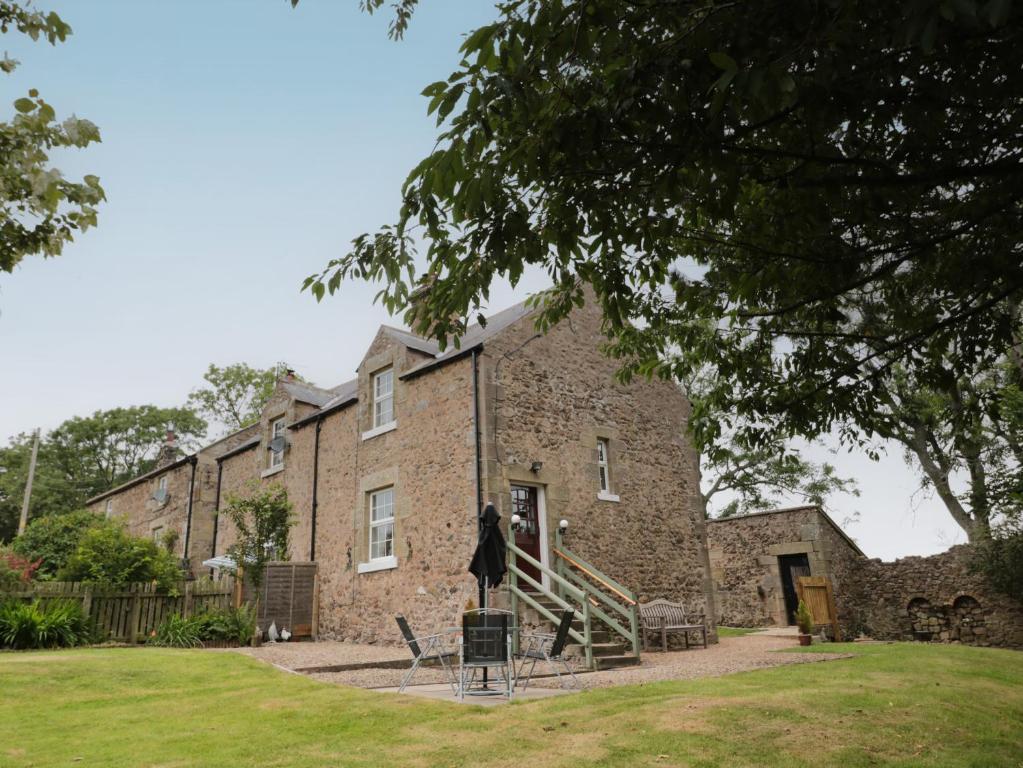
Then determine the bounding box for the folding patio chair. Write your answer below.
[395,614,458,693]
[515,609,579,690]
[458,610,514,700]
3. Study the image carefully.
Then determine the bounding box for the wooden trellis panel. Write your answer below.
[239,562,317,639]
[796,575,842,641]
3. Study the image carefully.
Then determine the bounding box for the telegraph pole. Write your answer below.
[17,429,40,536]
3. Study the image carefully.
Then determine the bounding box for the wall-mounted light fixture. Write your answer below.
[510,513,522,532]
[558,519,569,533]
[529,461,543,474]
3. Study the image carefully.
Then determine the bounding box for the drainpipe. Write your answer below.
[472,349,483,524]
[311,418,322,561]
[210,460,224,577]
[183,455,198,566]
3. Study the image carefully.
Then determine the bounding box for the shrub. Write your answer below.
[970,523,1023,602]
[58,525,183,592]
[12,510,110,579]
[0,547,41,591]
[0,599,92,650]
[795,599,815,635]
[148,614,204,648]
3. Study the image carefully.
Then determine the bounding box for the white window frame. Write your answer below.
[372,368,394,429]
[596,438,620,502]
[268,417,286,469]
[359,487,397,573]
[157,475,168,493]
[105,499,113,517]
[152,526,164,543]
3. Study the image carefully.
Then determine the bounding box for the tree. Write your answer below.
[1,1,103,273]
[303,0,1023,461]
[11,508,109,579]
[874,358,1022,541]
[187,363,288,434]
[0,405,205,540]
[58,524,182,591]
[223,484,293,593]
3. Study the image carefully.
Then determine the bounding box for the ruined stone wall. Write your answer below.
[478,299,716,633]
[706,508,864,633]
[851,546,1023,648]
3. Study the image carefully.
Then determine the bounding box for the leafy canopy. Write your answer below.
[304,0,1023,458]
[0,1,103,273]
[187,362,290,434]
[0,406,205,541]
[11,508,110,579]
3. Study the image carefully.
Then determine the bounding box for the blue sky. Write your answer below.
[0,1,966,559]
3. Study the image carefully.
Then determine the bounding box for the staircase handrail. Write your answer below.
[554,545,638,605]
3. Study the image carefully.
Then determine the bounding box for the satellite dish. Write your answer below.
[268,436,287,454]
[152,488,168,503]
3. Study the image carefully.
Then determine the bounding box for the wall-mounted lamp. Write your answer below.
[529,460,543,474]
[510,513,522,532]
[558,519,569,533]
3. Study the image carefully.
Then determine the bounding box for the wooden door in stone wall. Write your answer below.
[511,485,542,590]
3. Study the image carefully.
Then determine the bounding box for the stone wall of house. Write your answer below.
[850,546,1023,648]
[86,458,215,569]
[477,299,717,637]
[706,507,863,634]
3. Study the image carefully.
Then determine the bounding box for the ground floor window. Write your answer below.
[369,487,394,561]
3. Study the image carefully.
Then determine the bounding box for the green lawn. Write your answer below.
[1,643,1021,767]
[716,626,760,637]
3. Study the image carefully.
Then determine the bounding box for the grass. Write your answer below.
[1,643,1021,767]
[716,626,760,637]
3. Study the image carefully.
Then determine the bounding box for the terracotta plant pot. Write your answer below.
[798,633,812,646]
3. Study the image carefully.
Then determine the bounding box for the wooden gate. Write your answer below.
[239,562,318,639]
[796,576,842,641]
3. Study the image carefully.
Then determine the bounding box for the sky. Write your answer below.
[0,0,968,561]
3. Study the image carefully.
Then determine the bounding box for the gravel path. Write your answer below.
[230,634,852,690]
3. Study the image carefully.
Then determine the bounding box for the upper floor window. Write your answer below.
[105,499,113,517]
[153,474,168,503]
[152,526,164,543]
[269,417,286,468]
[369,487,394,561]
[597,438,611,493]
[373,368,394,428]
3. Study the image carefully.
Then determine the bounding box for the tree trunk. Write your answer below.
[905,426,981,541]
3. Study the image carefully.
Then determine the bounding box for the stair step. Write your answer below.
[567,642,627,657]
[593,654,641,670]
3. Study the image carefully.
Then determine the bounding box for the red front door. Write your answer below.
[511,485,542,590]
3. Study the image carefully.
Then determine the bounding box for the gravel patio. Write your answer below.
[230,632,854,691]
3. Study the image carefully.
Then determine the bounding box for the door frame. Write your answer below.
[777,553,811,626]
[510,481,550,591]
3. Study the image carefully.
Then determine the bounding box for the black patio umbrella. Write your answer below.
[468,502,507,606]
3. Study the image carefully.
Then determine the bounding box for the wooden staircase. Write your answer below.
[506,526,642,670]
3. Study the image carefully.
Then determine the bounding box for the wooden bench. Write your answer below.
[639,598,708,651]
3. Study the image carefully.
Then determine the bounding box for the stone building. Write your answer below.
[88,297,717,651]
[707,506,864,631]
[708,506,1023,649]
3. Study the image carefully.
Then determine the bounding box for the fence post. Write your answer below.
[183,581,194,619]
[81,583,93,622]
[128,585,141,644]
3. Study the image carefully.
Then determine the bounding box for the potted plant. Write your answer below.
[795,599,814,646]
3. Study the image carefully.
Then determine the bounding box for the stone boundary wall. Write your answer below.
[850,545,1023,649]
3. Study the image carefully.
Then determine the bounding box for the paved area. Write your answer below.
[231,632,853,696]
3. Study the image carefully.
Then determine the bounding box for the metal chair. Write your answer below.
[458,609,514,699]
[515,609,579,690]
[395,614,458,694]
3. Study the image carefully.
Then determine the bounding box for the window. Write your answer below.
[269,417,286,468]
[597,439,611,493]
[369,487,394,561]
[157,475,168,493]
[373,368,394,428]
[153,475,168,503]
[104,499,113,517]
[152,526,164,542]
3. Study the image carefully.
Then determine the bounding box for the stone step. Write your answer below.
[593,654,641,670]
[567,641,628,658]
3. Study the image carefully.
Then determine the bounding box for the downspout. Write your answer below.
[210,460,224,576]
[472,348,485,615]
[183,455,198,564]
[311,418,322,561]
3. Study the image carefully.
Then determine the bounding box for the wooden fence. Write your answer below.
[796,575,842,641]
[240,562,317,639]
[3,579,235,643]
